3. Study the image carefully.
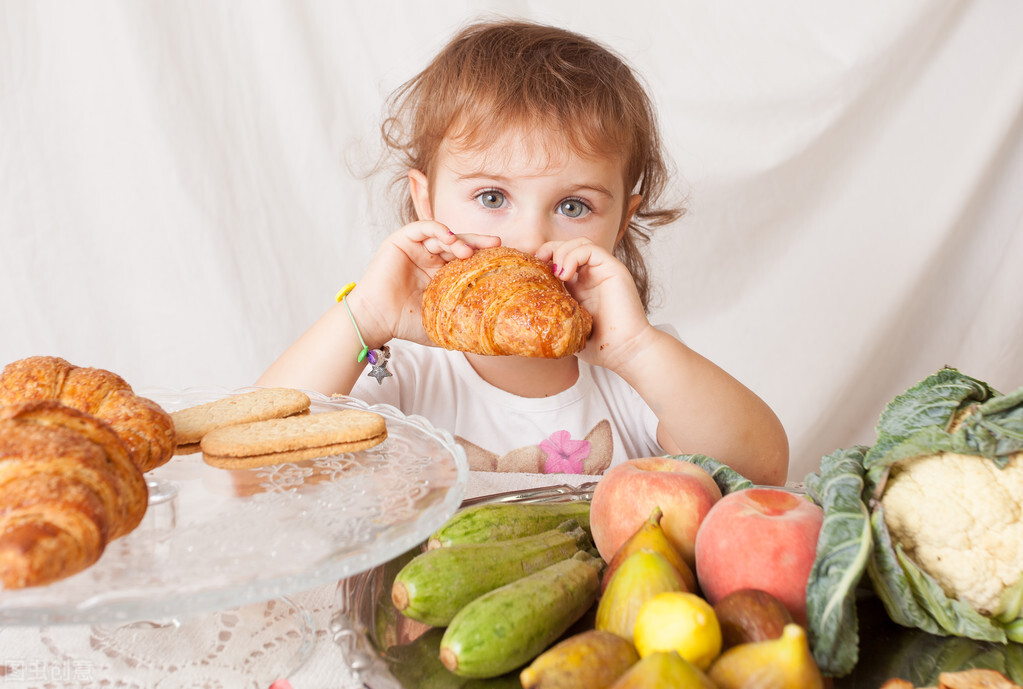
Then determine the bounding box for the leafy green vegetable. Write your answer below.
[864,504,946,637]
[863,367,996,477]
[866,388,1023,490]
[805,367,1023,677]
[959,386,1023,464]
[998,577,1023,629]
[804,446,872,676]
[891,529,1004,641]
[668,453,754,495]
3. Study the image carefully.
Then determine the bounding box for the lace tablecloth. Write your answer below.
[0,472,591,689]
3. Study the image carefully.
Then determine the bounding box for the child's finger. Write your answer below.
[542,238,603,280]
[401,220,459,245]
[422,233,500,262]
[421,236,474,261]
[402,222,500,261]
[454,233,502,251]
[533,240,564,263]
[399,221,473,261]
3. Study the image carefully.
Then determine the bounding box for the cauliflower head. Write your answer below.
[882,451,1023,616]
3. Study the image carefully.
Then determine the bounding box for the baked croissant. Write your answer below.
[0,401,148,588]
[422,247,592,358]
[0,356,175,472]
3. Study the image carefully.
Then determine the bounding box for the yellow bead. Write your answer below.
[335,281,356,302]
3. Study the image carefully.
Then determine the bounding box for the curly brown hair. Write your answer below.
[381,19,684,310]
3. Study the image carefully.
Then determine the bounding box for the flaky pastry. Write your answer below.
[421,247,592,358]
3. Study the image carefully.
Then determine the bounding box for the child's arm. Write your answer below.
[618,329,789,486]
[539,239,789,486]
[257,222,497,395]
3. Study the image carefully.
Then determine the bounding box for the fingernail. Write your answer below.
[447,229,455,235]
[552,264,559,276]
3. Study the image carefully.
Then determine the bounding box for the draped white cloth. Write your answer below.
[2,0,1021,483]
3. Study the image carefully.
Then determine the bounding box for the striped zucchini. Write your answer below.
[386,628,523,689]
[428,501,591,549]
[439,551,604,679]
[392,520,590,626]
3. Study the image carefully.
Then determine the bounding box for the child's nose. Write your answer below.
[507,218,552,255]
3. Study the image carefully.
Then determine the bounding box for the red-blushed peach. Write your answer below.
[694,488,823,625]
[590,457,722,568]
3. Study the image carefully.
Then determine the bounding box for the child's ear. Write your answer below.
[408,169,433,221]
[616,194,643,244]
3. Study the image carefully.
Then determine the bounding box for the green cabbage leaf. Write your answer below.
[804,445,872,676]
[958,386,1023,464]
[863,366,997,478]
[668,453,754,495]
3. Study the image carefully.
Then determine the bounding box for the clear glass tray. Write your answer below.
[330,483,596,689]
[0,389,469,626]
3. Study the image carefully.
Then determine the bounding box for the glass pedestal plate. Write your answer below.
[0,389,468,687]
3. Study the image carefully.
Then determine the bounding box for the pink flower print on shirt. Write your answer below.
[540,430,591,474]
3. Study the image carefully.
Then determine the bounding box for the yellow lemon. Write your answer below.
[633,591,722,670]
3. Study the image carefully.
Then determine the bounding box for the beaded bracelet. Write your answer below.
[335,282,392,384]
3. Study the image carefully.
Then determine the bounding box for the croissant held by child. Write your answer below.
[258,19,789,486]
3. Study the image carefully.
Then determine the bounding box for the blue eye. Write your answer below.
[477,190,505,209]
[558,198,590,218]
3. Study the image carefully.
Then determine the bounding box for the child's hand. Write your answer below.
[535,239,653,372]
[353,221,500,346]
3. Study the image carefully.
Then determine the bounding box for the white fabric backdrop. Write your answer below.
[2,0,1021,482]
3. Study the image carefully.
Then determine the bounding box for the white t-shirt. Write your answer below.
[351,337,665,475]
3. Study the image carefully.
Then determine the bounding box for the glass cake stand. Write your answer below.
[0,389,469,629]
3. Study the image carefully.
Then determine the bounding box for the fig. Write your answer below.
[596,549,688,642]
[608,651,717,689]
[520,629,639,689]
[713,588,794,650]
[601,506,697,594]
[708,623,824,689]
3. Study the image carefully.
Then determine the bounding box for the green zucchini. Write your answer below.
[428,501,591,549]
[392,520,591,627]
[439,550,605,679]
[386,628,523,689]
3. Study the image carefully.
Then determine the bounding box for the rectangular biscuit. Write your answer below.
[199,409,387,469]
[202,436,386,470]
[171,388,311,449]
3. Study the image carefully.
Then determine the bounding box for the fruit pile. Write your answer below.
[387,456,828,688]
[384,367,1023,687]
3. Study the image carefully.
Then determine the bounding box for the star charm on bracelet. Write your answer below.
[366,345,392,384]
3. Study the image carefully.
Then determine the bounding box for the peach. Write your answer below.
[590,457,722,568]
[694,488,823,625]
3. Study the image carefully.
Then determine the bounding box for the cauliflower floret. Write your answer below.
[881,451,1023,616]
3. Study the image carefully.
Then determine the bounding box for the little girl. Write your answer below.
[257,19,789,485]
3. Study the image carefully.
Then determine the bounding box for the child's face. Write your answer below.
[409,129,642,256]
